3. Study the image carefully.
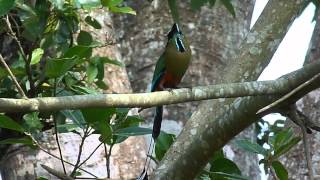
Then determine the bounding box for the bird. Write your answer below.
[138,23,191,179]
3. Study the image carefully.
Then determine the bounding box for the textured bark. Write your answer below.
[0,9,146,180]
[113,0,260,178]
[280,11,320,180]
[153,0,307,179]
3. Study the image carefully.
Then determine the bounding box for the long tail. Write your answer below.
[152,106,163,139]
[138,106,163,180]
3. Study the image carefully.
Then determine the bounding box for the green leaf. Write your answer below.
[36,177,49,180]
[77,0,101,9]
[43,14,59,34]
[109,6,136,15]
[274,137,301,159]
[208,149,225,165]
[208,0,216,6]
[61,110,86,129]
[114,127,152,136]
[220,0,236,17]
[190,0,207,10]
[45,57,78,78]
[71,85,99,95]
[86,63,98,83]
[23,112,43,132]
[234,139,267,156]
[274,128,293,149]
[21,16,43,41]
[30,48,44,65]
[77,30,93,46]
[168,0,180,23]
[0,114,25,132]
[95,80,109,90]
[95,59,104,80]
[97,121,113,144]
[101,0,123,7]
[82,108,115,124]
[210,158,242,177]
[82,108,115,144]
[84,16,102,29]
[0,0,15,16]
[118,115,143,129]
[155,132,176,160]
[272,161,288,180]
[64,45,92,59]
[0,67,25,79]
[50,0,64,9]
[0,136,34,146]
[207,172,250,180]
[15,2,37,16]
[94,56,124,67]
[57,123,79,133]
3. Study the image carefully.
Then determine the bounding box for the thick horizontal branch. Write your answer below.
[0,62,318,113]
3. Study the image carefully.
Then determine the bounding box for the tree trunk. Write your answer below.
[113,0,259,178]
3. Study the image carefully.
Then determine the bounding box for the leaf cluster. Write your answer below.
[235,119,301,180]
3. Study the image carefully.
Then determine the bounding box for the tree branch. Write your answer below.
[152,0,309,178]
[4,15,35,97]
[41,164,74,180]
[0,53,27,98]
[0,60,318,113]
[257,72,320,115]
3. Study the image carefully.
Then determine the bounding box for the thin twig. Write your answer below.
[4,15,27,60]
[257,73,320,114]
[24,132,98,178]
[70,126,90,177]
[53,78,67,174]
[77,142,104,168]
[4,15,36,96]
[38,146,98,178]
[41,164,74,180]
[104,144,114,178]
[0,54,27,98]
[301,125,314,180]
[8,15,21,38]
[287,108,314,180]
[270,167,279,180]
[104,144,108,178]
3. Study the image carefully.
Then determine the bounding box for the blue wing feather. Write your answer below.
[151,54,166,92]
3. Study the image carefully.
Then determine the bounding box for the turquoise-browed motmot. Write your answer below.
[151,23,191,139]
[138,23,191,179]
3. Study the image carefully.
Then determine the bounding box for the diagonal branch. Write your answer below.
[257,72,320,115]
[4,15,35,97]
[0,53,27,98]
[152,0,309,178]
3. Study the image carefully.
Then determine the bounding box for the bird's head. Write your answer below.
[167,23,186,53]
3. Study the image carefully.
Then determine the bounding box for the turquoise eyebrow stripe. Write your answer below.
[175,37,186,52]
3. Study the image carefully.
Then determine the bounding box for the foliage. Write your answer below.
[154,132,250,180]
[168,0,236,25]
[0,0,144,178]
[190,0,235,17]
[235,119,301,180]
